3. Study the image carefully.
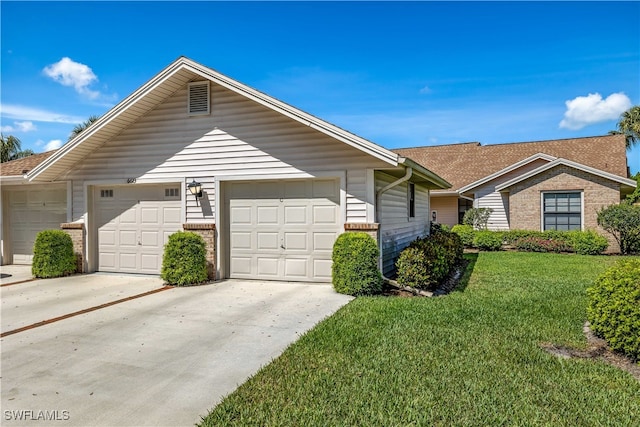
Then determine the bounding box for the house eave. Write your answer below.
[28,56,400,182]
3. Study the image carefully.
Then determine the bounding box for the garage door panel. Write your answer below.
[284,258,308,277]
[7,185,67,264]
[313,205,338,224]
[313,232,337,251]
[257,232,279,250]
[231,257,252,275]
[230,206,252,224]
[96,185,181,274]
[228,179,340,282]
[284,206,307,224]
[314,259,333,279]
[257,257,279,276]
[141,207,159,224]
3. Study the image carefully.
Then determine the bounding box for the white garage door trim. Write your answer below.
[227,178,341,282]
[94,185,182,274]
[6,184,68,264]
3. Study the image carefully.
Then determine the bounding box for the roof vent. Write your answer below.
[188,81,210,115]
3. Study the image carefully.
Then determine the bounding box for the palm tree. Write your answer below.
[68,115,100,141]
[1,134,23,162]
[610,105,640,149]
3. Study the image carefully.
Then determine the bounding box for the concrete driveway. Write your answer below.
[1,273,353,426]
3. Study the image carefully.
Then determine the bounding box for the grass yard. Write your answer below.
[200,252,640,426]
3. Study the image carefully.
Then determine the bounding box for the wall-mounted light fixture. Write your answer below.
[187,179,203,199]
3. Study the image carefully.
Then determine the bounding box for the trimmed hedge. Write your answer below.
[472,231,503,251]
[32,230,77,278]
[451,224,475,248]
[587,259,640,361]
[396,229,463,290]
[332,232,383,296]
[568,230,609,255]
[161,231,208,286]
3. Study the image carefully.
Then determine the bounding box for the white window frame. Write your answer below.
[540,190,584,231]
[407,182,415,219]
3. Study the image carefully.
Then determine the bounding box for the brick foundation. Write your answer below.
[60,223,85,273]
[344,223,380,242]
[183,223,216,280]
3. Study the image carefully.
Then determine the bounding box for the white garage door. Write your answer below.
[8,185,67,264]
[95,185,182,274]
[228,179,340,282]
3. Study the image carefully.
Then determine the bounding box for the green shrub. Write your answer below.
[451,224,475,248]
[463,207,493,230]
[32,230,77,278]
[396,230,462,290]
[597,204,640,254]
[568,230,609,255]
[514,237,571,253]
[161,231,208,286]
[396,240,448,290]
[332,232,383,296]
[472,231,503,251]
[587,259,640,361]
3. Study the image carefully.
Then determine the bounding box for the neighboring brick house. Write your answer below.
[395,135,637,251]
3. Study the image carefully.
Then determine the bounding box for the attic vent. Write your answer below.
[188,81,210,115]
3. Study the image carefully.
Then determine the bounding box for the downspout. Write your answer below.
[375,167,412,274]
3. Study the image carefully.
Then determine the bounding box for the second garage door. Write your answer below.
[95,185,182,274]
[228,179,340,282]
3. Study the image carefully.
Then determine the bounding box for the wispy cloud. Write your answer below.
[419,85,432,95]
[42,57,117,104]
[1,104,84,124]
[559,92,631,130]
[0,120,37,132]
[43,57,100,99]
[44,139,63,151]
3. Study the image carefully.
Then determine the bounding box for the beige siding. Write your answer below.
[472,159,549,231]
[62,82,388,225]
[377,172,430,276]
[430,196,459,228]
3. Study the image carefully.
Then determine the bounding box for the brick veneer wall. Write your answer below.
[506,166,621,252]
[183,223,216,280]
[344,223,380,242]
[60,223,85,273]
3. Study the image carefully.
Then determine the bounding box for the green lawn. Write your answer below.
[201,252,640,426]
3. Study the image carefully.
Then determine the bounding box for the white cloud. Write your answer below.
[419,85,432,95]
[44,139,63,151]
[559,92,631,130]
[43,57,100,99]
[1,104,84,124]
[0,121,37,132]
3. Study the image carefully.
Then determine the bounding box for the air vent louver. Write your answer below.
[188,81,210,115]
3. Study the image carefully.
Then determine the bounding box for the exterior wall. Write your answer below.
[61,82,387,226]
[61,223,85,273]
[183,223,216,279]
[430,196,459,228]
[376,172,430,276]
[472,158,549,231]
[507,165,621,251]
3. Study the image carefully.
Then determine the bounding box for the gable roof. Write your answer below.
[1,150,58,178]
[458,153,557,194]
[28,56,450,188]
[393,134,629,192]
[495,158,637,192]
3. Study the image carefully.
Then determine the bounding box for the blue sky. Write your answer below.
[2,1,639,173]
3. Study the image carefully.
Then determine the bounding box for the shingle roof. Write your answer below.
[394,134,629,191]
[0,151,58,176]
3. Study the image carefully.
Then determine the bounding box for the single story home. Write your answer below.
[395,135,637,250]
[0,56,450,281]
